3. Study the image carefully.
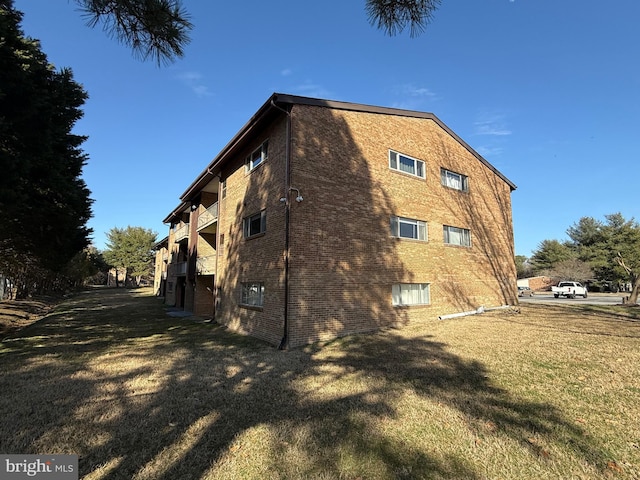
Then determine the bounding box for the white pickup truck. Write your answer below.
[552,281,588,299]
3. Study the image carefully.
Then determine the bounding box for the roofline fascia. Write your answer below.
[162,201,189,224]
[178,93,285,201]
[153,236,169,250]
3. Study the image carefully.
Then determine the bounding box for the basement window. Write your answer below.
[443,225,471,247]
[241,282,264,307]
[392,283,431,306]
[389,150,425,179]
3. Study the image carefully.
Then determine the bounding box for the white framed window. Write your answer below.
[441,168,469,192]
[390,216,427,241]
[243,210,266,238]
[392,283,431,306]
[246,140,268,172]
[443,225,471,247]
[389,150,425,179]
[241,282,264,307]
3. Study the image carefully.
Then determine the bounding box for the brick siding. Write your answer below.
[160,96,517,348]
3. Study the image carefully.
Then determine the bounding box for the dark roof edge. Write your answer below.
[273,93,438,120]
[153,236,169,250]
[164,92,517,223]
[162,201,188,224]
[177,93,281,202]
[163,94,282,223]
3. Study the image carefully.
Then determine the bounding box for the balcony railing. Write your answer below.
[197,202,218,231]
[174,224,189,243]
[196,255,216,275]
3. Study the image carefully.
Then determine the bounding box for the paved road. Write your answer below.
[519,293,630,306]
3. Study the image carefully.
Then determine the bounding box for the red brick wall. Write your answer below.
[528,276,555,292]
[194,275,214,317]
[164,226,179,306]
[214,119,288,345]
[210,103,516,347]
[284,105,516,346]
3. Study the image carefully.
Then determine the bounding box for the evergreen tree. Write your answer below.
[530,239,575,274]
[592,214,640,303]
[76,0,193,65]
[0,0,93,296]
[534,214,640,304]
[103,226,158,286]
[366,0,441,37]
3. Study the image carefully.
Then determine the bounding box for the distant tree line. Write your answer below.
[517,213,640,304]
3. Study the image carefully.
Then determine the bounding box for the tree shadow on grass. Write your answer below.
[0,288,617,479]
[511,304,640,339]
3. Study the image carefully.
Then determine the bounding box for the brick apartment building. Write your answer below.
[152,236,169,297]
[157,93,518,348]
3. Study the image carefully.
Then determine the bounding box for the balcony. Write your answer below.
[197,202,218,232]
[196,255,216,275]
[174,224,189,243]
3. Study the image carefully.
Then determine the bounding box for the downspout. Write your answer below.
[438,304,513,320]
[438,307,485,321]
[272,99,292,350]
[213,173,222,319]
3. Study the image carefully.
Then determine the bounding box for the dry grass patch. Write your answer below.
[1,289,639,479]
[0,296,58,339]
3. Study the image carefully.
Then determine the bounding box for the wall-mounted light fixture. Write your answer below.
[289,187,303,203]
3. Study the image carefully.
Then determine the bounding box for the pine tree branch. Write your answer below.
[76,0,193,65]
[365,0,442,37]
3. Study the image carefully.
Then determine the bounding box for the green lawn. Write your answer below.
[1,287,638,479]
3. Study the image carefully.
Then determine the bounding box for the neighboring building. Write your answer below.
[106,268,127,287]
[517,276,555,292]
[158,93,518,348]
[153,236,169,297]
[0,275,8,300]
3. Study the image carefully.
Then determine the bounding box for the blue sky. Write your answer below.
[13,0,640,257]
